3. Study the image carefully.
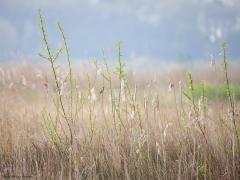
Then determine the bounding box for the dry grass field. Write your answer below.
[1,59,240,179]
[0,13,240,179]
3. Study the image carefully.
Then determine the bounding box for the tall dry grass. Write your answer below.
[0,12,240,179]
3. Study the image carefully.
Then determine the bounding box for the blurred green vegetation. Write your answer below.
[185,83,240,100]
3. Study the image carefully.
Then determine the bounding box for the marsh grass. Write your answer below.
[0,12,240,179]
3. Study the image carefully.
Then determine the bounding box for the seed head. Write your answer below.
[120,79,126,102]
[97,68,102,76]
[22,75,27,86]
[91,88,97,102]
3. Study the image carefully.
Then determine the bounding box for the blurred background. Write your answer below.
[0,0,240,64]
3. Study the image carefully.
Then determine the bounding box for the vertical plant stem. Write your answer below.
[222,43,240,173]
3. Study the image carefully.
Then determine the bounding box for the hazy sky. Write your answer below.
[1,0,240,62]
